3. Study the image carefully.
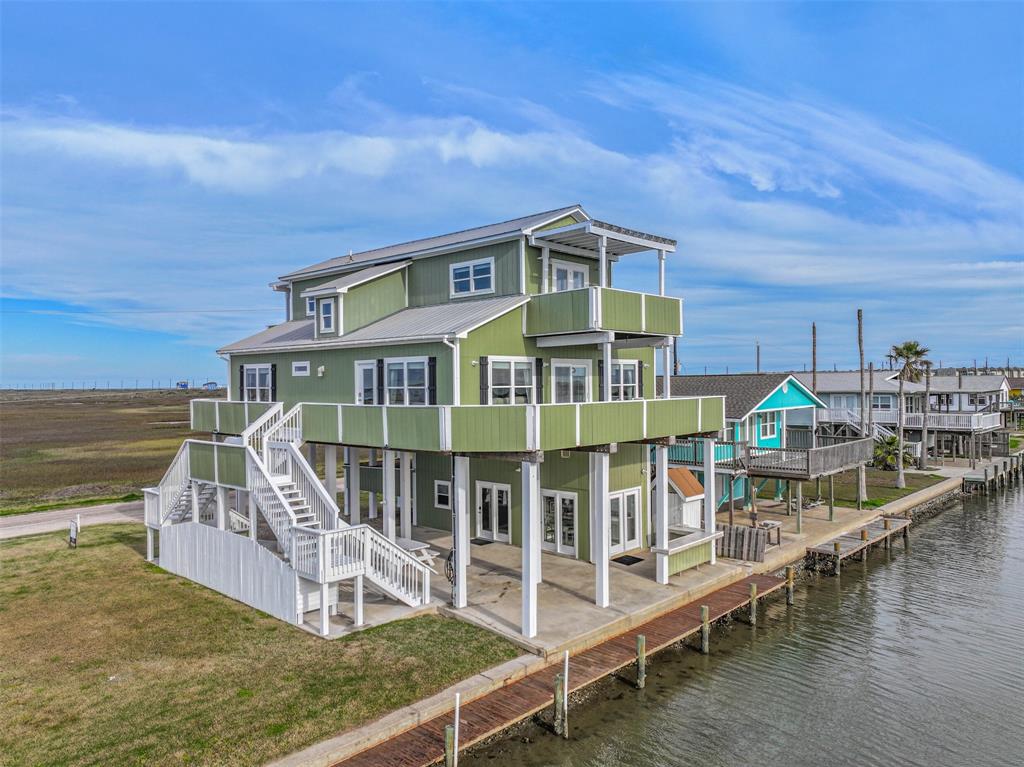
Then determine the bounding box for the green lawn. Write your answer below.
[0,525,519,766]
[755,467,945,509]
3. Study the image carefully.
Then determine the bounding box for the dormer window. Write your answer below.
[319,298,335,333]
[450,257,494,298]
[306,297,316,317]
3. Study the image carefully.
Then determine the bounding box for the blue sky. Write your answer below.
[2,2,1022,385]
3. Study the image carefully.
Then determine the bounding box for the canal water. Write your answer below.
[465,485,1024,767]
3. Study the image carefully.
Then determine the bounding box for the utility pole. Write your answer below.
[811,323,817,394]
[756,339,761,373]
[919,361,932,470]
[857,309,867,502]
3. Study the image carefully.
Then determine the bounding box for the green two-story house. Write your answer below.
[148,205,724,639]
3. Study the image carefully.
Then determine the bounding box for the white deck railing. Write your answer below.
[266,441,342,530]
[245,447,298,546]
[821,407,1001,431]
[262,404,303,462]
[157,441,191,525]
[243,402,284,455]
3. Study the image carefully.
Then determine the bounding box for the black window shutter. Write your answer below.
[270,364,277,402]
[638,362,644,399]
[238,365,244,401]
[427,357,437,405]
[479,356,489,405]
[376,359,385,405]
[535,358,544,404]
[597,359,605,401]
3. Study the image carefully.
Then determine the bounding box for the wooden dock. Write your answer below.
[805,516,911,574]
[963,454,1022,495]
[333,574,785,767]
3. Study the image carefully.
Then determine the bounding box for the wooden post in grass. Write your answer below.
[786,565,795,606]
[701,605,710,653]
[635,635,647,689]
[828,475,835,521]
[748,582,758,626]
[786,481,792,517]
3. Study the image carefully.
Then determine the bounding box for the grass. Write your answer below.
[755,467,946,509]
[0,524,519,766]
[1011,436,1022,451]
[0,389,216,515]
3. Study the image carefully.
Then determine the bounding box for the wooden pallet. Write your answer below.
[334,574,785,767]
[715,523,767,562]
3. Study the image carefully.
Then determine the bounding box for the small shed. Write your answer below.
[666,467,704,530]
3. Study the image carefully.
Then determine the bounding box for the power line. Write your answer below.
[0,308,272,315]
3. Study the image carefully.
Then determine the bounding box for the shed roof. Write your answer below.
[667,467,704,499]
[219,294,527,354]
[299,261,409,296]
[661,373,815,420]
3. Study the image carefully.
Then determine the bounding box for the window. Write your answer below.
[244,364,272,402]
[292,361,310,377]
[434,480,451,509]
[552,360,590,404]
[386,358,427,405]
[611,361,639,401]
[759,411,778,440]
[872,394,892,410]
[551,260,588,292]
[450,257,494,297]
[305,297,316,317]
[319,298,335,333]
[490,358,534,404]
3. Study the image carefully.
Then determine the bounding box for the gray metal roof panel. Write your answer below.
[299,261,409,295]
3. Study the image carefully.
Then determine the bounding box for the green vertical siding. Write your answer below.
[578,401,645,445]
[216,445,247,488]
[600,289,645,333]
[646,397,700,435]
[450,406,528,452]
[407,241,521,307]
[302,403,341,443]
[191,400,217,431]
[644,295,682,336]
[386,407,442,451]
[339,405,385,446]
[290,274,338,319]
[189,443,216,483]
[539,404,577,449]
[668,541,712,575]
[415,452,454,530]
[535,214,579,231]
[524,290,592,335]
[342,270,407,333]
[700,397,725,434]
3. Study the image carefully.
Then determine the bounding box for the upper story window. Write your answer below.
[552,260,588,292]
[387,358,427,405]
[319,298,335,333]
[610,361,638,401]
[306,297,316,317]
[872,394,892,410]
[490,358,534,404]
[450,257,494,298]
[552,360,590,404]
[292,361,310,377]
[244,364,272,402]
[759,411,778,440]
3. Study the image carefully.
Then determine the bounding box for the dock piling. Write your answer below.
[444,725,455,767]
[635,635,647,689]
[748,582,758,626]
[786,566,795,606]
[700,605,710,653]
[553,674,565,735]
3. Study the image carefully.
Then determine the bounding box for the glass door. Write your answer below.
[541,491,577,556]
[609,488,641,555]
[476,481,510,543]
[355,361,376,405]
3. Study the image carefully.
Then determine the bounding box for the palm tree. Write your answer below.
[873,435,913,471]
[887,340,931,489]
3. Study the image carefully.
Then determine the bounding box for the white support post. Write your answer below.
[216,486,228,531]
[594,453,611,608]
[400,451,413,539]
[325,445,338,505]
[248,491,258,541]
[453,456,471,609]
[662,341,672,399]
[319,582,330,637]
[347,448,361,524]
[307,442,318,468]
[603,341,613,402]
[521,460,540,638]
[191,482,201,523]
[383,449,397,541]
[657,249,666,296]
[353,574,364,627]
[703,437,717,564]
[654,446,669,584]
[598,234,608,287]
[541,246,550,293]
[146,528,155,562]
[369,450,378,519]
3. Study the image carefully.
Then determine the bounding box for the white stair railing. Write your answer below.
[262,404,303,463]
[243,402,284,455]
[278,441,342,530]
[245,446,299,549]
[157,442,191,525]
[364,527,431,606]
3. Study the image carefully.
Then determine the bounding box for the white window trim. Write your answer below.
[759,411,778,440]
[610,360,640,401]
[384,356,429,406]
[318,297,337,333]
[550,258,589,292]
[291,361,310,377]
[354,360,377,405]
[434,480,451,510]
[487,355,535,405]
[243,363,272,403]
[449,256,496,298]
[305,296,316,317]
[541,488,578,556]
[550,358,592,404]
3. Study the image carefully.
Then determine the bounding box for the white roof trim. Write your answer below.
[743,374,827,420]
[299,261,409,297]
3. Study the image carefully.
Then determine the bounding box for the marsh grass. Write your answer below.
[0,524,518,766]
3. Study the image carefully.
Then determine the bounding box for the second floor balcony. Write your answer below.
[819,407,1001,432]
[525,287,682,338]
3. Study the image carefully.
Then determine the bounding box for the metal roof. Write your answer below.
[281,205,586,281]
[219,294,528,354]
[530,219,677,258]
[793,370,921,394]
[661,373,809,420]
[299,261,409,297]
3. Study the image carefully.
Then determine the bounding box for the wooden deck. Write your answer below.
[806,516,911,572]
[333,574,785,767]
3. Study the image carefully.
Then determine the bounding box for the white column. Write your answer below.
[400,452,413,539]
[216,486,228,531]
[347,448,361,524]
[191,482,201,523]
[324,445,338,505]
[353,574,364,627]
[662,340,672,399]
[146,528,155,562]
[307,442,317,467]
[594,452,611,608]
[453,456,470,609]
[248,491,258,541]
[654,446,669,584]
[521,460,540,638]
[598,234,608,287]
[319,583,330,636]
[657,249,666,295]
[368,449,378,519]
[383,449,397,541]
[703,437,717,565]
[602,341,612,402]
[541,246,550,293]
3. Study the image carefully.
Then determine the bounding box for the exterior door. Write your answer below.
[609,488,641,555]
[541,491,577,556]
[476,481,510,543]
[355,361,376,405]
